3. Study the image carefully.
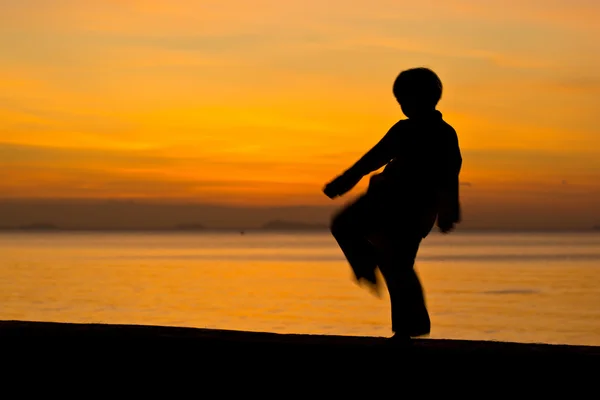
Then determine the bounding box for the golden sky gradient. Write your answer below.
[1,0,600,225]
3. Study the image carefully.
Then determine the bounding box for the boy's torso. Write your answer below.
[368,111,459,208]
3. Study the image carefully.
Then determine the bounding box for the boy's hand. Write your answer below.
[323,172,361,199]
[437,219,456,234]
[437,205,460,234]
[436,193,461,234]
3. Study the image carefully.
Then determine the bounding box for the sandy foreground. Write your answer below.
[1,320,598,392]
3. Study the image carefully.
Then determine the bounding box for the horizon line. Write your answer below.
[1,226,599,233]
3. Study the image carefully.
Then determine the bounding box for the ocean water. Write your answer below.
[1,231,599,346]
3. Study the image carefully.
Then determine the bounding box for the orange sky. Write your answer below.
[1,0,600,225]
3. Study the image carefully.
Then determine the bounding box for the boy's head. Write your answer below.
[393,67,443,118]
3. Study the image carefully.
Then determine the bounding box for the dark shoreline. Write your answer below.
[2,320,598,361]
[2,320,597,393]
[3,319,597,351]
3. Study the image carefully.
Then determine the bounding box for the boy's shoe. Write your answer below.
[390,318,431,339]
[385,333,413,347]
[356,275,382,298]
[409,313,431,337]
[405,325,430,339]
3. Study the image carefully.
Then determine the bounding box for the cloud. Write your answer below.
[442,0,600,32]
[0,142,338,196]
[0,142,179,167]
[0,163,324,202]
[545,78,600,93]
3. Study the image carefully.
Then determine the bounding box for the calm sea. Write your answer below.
[1,231,599,346]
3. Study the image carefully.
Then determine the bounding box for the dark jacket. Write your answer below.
[345,110,462,237]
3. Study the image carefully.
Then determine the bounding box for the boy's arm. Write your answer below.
[323,124,400,198]
[437,130,462,232]
[345,125,399,178]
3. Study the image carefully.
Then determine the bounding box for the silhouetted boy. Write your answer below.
[323,67,462,341]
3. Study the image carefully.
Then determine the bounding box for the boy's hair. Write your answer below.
[393,67,443,109]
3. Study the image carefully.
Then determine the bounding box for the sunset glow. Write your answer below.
[2,0,600,226]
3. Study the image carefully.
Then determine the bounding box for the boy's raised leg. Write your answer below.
[330,195,382,295]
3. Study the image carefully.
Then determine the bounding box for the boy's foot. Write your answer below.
[407,324,431,338]
[354,268,378,285]
[386,333,412,347]
[408,314,431,338]
[356,276,382,298]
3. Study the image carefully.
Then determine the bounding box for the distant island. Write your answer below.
[0,223,205,231]
[6,223,60,231]
[260,220,328,231]
[1,220,599,232]
[173,223,205,231]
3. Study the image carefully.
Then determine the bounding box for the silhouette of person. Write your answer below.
[323,67,462,341]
